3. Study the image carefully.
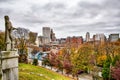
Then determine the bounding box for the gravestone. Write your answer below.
[0,15,19,80]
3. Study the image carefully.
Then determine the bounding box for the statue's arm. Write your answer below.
[12,27,16,30]
[9,21,17,30]
[12,26,18,30]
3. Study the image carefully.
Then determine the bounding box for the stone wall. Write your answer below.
[0,51,19,80]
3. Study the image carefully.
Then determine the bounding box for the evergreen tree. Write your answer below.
[102,56,111,80]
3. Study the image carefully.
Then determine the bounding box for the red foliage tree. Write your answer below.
[111,61,120,80]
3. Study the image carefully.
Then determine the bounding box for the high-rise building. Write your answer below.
[93,33,106,45]
[38,36,44,45]
[50,29,56,41]
[40,27,56,44]
[43,27,51,44]
[109,34,119,42]
[86,32,90,42]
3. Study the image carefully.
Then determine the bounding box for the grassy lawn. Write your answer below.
[19,63,72,80]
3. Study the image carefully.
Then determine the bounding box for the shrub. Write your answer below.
[33,59,38,66]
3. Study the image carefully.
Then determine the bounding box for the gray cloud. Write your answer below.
[0,8,12,17]
[42,2,66,11]
[104,0,120,9]
[0,0,12,3]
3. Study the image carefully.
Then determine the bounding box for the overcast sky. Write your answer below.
[0,0,120,38]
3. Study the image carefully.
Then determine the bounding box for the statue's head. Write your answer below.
[4,15,9,20]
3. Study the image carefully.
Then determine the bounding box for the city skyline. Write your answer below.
[0,0,120,38]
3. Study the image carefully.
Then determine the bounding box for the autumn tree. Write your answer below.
[47,52,57,69]
[13,27,29,63]
[63,54,72,74]
[29,32,38,44]
[93,44,107,67]
[43,48,72,75]
[70,43,94,78]
[101,41,120,80]
[111,55,120,80]
[0,32,5,50]
[60,48,74,74]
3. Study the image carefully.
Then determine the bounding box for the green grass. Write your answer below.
[19,63,72,80]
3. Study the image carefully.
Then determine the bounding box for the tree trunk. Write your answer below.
[77,75,79,80]
[51,66,52,70]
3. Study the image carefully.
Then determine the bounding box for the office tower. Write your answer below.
[93,33,106,45]
[43,27,51,44]
[109,34,119,42]
[86,32,90,42]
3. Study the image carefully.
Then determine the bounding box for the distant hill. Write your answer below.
[19,63,72,80]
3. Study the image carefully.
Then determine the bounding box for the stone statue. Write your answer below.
[4,15,17,51]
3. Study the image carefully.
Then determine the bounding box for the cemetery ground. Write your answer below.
[19,63,72,80]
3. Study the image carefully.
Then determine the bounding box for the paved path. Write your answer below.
[44,66,93,80]
[78,74,93,80]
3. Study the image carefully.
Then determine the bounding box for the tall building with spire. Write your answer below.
[50,29,56,41]
[86,32,90,42]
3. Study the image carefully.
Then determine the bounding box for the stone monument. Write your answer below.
[4,15,17,51]
[0,15,19,80]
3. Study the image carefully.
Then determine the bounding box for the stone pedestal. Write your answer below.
[0,51,19,80]
[6,37,11,51]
